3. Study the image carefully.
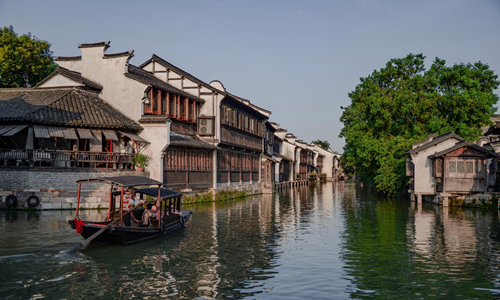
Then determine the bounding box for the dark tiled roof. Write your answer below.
[429,141,499,158]
[0,88,142,131]
[138,115,170,124]
[54,56,81,61]
[78,41,110,49]
[226,92,271,117]
[168,132,219,150]
[408,132,465,154]
[125,65,204,103]
[36,66,103,90]
[141,55,270,118]
[104,50,134,59]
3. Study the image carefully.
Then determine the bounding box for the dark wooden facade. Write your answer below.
[163,148,213,190]
[144,87,199,123]
[218,97,266,185]
[433,146,489,193]
[280,160,291,182]
[217,149,260,184]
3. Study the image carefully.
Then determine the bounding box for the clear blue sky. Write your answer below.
[1,0,499,152]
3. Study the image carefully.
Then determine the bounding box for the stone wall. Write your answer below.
[422,192,498,208]
[0,169,148,210]
[216,182,262,195]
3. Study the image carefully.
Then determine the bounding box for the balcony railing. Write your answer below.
[0,149,135,170]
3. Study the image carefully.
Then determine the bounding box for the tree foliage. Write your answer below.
[312,139,330,150]
[0,26,56,87]
[340,53,499,195]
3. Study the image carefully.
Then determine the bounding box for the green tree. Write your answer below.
[312,139,330,150]
[0,26,56,87]
[340,53,499,195]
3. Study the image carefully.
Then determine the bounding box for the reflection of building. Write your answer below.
[406,132,498,206]
[409,205,478,266]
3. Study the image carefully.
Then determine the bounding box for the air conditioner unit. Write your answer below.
[198,118,213,136]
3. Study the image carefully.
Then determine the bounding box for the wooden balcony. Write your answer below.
[0,149,135,170]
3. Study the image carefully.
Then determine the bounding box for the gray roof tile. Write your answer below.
[0,88,142,131]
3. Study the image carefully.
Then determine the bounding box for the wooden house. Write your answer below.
[0,86,145,170]
[407,132,499,205]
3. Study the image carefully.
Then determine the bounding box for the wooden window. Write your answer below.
[466,161,473,173]
[161,92,167,114]
[435,158,442,177]
[144,88,153,114]
[169,95,176,118]
[457,161,465,173]
[180,98,186,120]
[152,89,159,114]
[449,161,456,173]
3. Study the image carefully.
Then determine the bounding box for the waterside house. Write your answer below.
[0,41,342,209]
[406,132,499,206]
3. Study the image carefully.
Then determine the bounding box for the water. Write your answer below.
[1,182,500,299]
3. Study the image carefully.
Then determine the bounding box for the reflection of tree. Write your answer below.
[340,186,500,299]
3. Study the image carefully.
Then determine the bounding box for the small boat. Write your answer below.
[68,176,192,245]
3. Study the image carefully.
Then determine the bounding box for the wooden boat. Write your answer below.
[68,176,192,245]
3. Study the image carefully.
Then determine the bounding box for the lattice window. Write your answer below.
[449,161,456,173]
[161,92,167,114]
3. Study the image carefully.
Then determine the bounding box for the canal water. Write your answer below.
[1,182,500,299]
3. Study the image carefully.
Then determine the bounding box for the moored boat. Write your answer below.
[68,176,192,245]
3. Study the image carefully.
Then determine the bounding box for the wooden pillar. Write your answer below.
[166,93,170,115]
[158,186,162,228]
[160,90,164,114]
[120,188,124,226]
[107,184,113,221]
[76,183,81,218]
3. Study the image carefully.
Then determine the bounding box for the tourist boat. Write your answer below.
[68,176,192,245]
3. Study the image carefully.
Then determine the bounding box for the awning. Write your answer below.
[2,125,28,137]
[102,130,118,141]
[91,130,102,140]
[119,131,150,144]
[62,128,78,140]
[75,176,163,187]
[34,126,50,138]
[48,127,65,138]
[77,128,93,139]
[0,125,18,136]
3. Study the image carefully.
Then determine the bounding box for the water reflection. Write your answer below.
[3,183,500,299]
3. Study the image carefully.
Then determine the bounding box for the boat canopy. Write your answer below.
[135,188,183,200]
[75,176,163,187]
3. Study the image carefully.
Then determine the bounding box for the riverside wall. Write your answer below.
[0,169,148,210]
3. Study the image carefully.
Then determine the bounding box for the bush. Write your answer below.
[132,153,149,168]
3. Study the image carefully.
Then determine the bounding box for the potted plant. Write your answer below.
[132,153,149,172]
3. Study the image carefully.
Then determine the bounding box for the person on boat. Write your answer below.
[122,188,143,226]
[140,203,156,227]
[169,204,181,215]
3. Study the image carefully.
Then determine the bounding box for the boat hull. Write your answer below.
[69,210,192,245]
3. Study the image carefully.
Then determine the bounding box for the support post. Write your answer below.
[120,188,124,226]
[107,185,113,221]
[76,183,81,218]
[158,186,162,228]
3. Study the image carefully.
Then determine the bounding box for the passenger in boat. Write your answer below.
[140,203,156,227]
[169,204,181,215]
[122,188,143,226]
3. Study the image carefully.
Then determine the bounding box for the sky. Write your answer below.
[1,0,500,152]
